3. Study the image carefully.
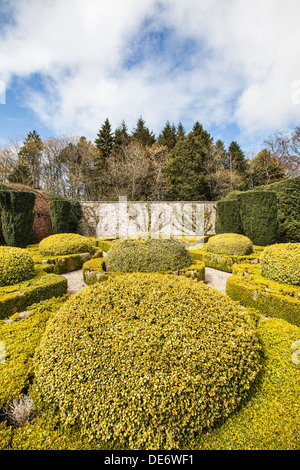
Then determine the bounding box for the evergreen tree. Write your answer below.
[95,118,114,160]
[8,130,43,188]
[176,122,185,142]
[157,121,177,150]
[226,141,249,175]
[131,116,156,147]
[163,124,211,201]
[114,120,130,153]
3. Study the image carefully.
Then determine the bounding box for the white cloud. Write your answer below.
[0,0,299,144]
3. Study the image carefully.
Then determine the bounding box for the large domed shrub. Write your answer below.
[105,238,192,272]
[0,246,34,286]
[206,233,253,256]
[33,273,261,449]
[39,233,94,257]
[260,243,300,285]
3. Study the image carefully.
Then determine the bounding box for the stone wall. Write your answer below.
[80,200,217,238]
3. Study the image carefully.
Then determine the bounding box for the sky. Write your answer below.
[0,0,300,155]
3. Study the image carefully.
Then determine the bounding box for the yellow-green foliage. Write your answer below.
[33,273,261,450]
[0,246,34,287]
[226,264,300,327]
[260,243,300,286]
[206,233,253,256]
[190,245,261,273]
[39,233,94,257]
[0,297,68,411]
[105,238,192,273]
[82,257,205,285]
[0,270,68,320]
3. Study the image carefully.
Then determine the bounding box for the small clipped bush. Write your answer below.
[0,246,34,287]
[105,238,192,273]
[260,243,300,286]
[206,233,253,256]
[33,273,261,450]
[39,233,94,257]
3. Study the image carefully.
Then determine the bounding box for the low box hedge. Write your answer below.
[226,264,300,327]
[82,257,205,286]
[0,270,68,320]
[190,245,262,273]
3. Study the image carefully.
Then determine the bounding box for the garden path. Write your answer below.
[61,267,232,296]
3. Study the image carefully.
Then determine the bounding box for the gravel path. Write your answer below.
[61,267,232,295]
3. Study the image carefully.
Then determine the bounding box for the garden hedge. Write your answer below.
[0,246,34,286]
[39,233,94,257]
[0,190,36,247]
[260,243,300,286]
[105,238,192,273]
[32,273,261,450]
[190,245,262,273]
[0,270,68,320]
[206,233,253,256]
[226,264,300,327]
[237,191,278,246]
[82,257,205,285]
[215,199,243,234]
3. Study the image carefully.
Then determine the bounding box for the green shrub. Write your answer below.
[33,273,261,450]
[206,233,253,256]
[237,191,278,246]
[0,297,68,411]
[0,246,34,286]
[0,190,36,247]
[226,264,300,327]
[105,238,192,273]
[49,199,71,234]
[260,243,300,286]
[215,200,243,234]
[259,175,300,243]
[0,271,68,321]
[190,245,261,273]
[39,233,94,257]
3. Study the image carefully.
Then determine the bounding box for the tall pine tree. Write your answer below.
[8,130,43,188]
[131,116,156,147]
[95,118,114,161]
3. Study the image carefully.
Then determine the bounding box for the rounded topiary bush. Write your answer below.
[105,238,192,273]
[206,233,253,256]
[39,233,94,257]
[33,273,261,449]
[260,243,300,285]
[0,246,35,286]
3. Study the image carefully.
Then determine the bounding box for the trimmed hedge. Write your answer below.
[237,191,278,246]
[226,264,300,327]
[105,238,192,273]
[49,197,83,235]
[0,297,68,411]
[206,233,253,256]
[39,233,94,257]
[82,257,205,285]
[0,190,36,247]
[32,273,261,450]
[190,246,261,273]
[0,246,34,286]
[0,270,68,320]
[260,175,300,243]
[260,243,300,286]
[215,200,243,234]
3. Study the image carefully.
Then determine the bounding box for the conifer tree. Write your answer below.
[157,121,177,150]
[131,116,156,147]
[95,118,114,161]
[8,130,43,188]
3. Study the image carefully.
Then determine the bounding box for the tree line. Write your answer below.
[0,116,299,201]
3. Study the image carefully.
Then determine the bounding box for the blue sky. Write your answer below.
[0,0,300,156]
